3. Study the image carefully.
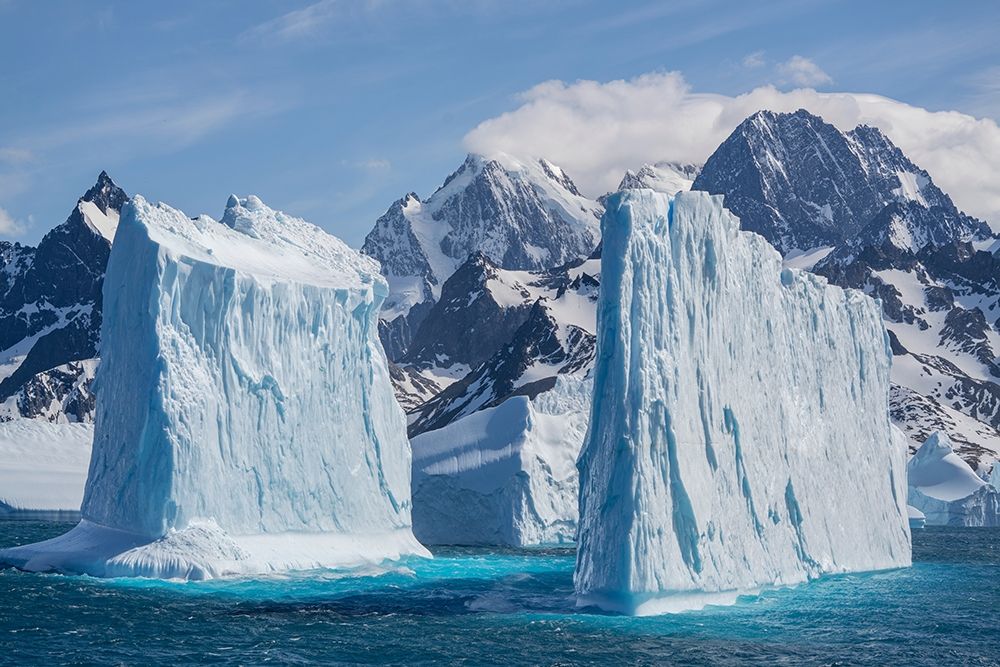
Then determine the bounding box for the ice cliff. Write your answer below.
[0,195,427,579]
[575,190,911,615]
[411,375,589,546]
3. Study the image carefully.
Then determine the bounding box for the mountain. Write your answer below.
[407,256,599,436]
[362,153,601,360]
[694,109,1000,471]
[0,172,126,423]
[693,109,991,255]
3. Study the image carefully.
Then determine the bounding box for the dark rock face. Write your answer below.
[693,109,990,254]
[401,252,537,372]
[378,301,432,362]
[0,172,125,421]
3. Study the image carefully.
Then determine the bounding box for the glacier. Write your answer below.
[575,189,911,615]
[907,431,1000,527]
[411,375,590,546]
[0,194,427,579]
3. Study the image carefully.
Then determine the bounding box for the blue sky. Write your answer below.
[1,0,998,246]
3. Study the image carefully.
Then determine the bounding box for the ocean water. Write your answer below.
[1,522,998,666]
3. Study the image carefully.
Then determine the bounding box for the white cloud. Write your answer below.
[777,55,833,87]
[0,207,26,237]
[0,147,34,164]
[359,158,391,170]
[463,71,1000,231]
[742,51,766,69]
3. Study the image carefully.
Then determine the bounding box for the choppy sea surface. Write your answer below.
[1,522,998,666]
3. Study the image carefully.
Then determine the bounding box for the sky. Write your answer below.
[1,0,999,246]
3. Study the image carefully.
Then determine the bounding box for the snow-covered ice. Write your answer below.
[907,432,1000,527]
[0,419,93,518]
[906,505,926,530]
[575,189,911,615]
[411,375,589,546]
[0,195,427,578]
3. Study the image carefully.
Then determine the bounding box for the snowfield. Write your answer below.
[575,190,911,615]
[0,419,92,517]
[0,194,427,579]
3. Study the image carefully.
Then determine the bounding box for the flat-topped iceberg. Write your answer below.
[0,195,427,579]
[575,190,911,615]
[907,431,1000,526]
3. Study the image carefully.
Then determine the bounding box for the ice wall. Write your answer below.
[1,195,427,578]
[575,190,910,615]
[411,375,589,546]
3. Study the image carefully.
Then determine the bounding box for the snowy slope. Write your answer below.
[907,432,1000,526]
[411,375,589,546]
[575,190,910,615]
[363,153,601,359]
[1,195,427,579]
[0,419,93,517]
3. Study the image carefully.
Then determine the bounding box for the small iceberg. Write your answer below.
[907,431,1000,527]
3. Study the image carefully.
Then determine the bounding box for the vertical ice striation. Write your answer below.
[575,189,910,615]
[1,195,427,579]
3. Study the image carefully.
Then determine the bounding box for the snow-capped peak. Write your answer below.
[77,171,128,243]
[362,152,601,359]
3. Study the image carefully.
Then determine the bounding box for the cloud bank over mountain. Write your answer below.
[464,72,1000,231]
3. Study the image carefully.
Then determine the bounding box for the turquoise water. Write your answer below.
[1,522,998,665]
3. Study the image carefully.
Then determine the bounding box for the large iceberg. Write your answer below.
[907,431,1000,526]
[0,195,427,579]
[411,375,589,546]
[575,190,911,615]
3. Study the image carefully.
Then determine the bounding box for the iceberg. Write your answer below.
[575,190,911,615]
[411,375,589,546]
[0,195,427,579]
[0,419,93,519]
[907,431,1000,526]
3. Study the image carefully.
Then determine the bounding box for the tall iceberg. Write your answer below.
[1,195,427,579]
[575,190,910,615]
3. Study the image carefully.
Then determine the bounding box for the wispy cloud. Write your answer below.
[742,51,766,69]
[777,55,832,87]
[23,87,290,157]
[0,147,35,164]
[0,206,27,237]
[464,71,1000,230]
[241,0,387,43]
